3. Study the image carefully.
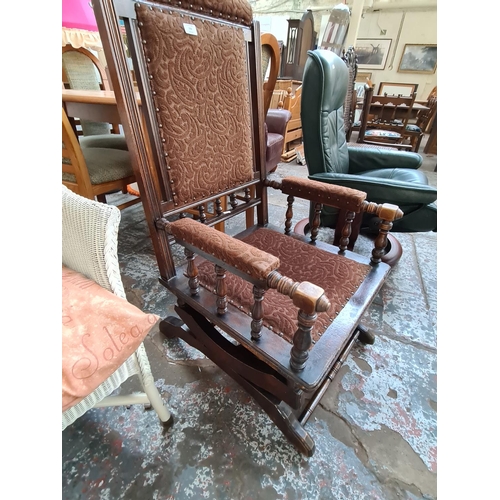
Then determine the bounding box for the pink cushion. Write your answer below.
[62,266,159,412]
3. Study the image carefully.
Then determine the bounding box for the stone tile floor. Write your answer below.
[62,152,437,499]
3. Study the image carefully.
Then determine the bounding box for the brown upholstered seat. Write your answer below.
[197,227,371,343]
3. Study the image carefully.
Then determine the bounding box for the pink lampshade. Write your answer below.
[62,0,98,32]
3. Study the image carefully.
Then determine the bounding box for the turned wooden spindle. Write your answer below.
[251,286,265,340]
[290,311,317,371]
[215,265,227,314]
[230,193,238,210]
[338,210,356,252]
[285,195,294,235]
[310,203,322,243]
[185,248,199,295]
[361,201,403,264]
[215,198,223,217]
[372,220,392,264]
[267,270,330,371]
[244,188,251,203]
[197,204,206,224]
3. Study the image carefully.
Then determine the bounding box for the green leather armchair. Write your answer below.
[300,49,437,247]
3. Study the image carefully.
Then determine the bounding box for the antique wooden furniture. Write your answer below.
[424,113,437,155]
[62,185,172,430]
[401,94,437,152]
[357,85,417,150]
[62,107,140,210]
[93,0,405,456]
[341,46,358,142]
[62,88,140,124]
[260,32,292,173]
[281,10,316,80]
[377,82,418,97]
[300,49,437,262]
[62,44,127,150]
[261,32,280,116]
[278,84,303,162]
[317,6,350,54]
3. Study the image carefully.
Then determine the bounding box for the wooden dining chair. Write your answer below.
[62,107,140,210]
[400,95,436,152]
[261,32,281,117]
[356,85,416,150]
[93,0,403,456]
[62,44,127,150]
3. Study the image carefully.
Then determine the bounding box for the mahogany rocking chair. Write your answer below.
[94,0,403,456]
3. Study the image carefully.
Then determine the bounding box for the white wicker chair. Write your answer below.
[62,185,172,430]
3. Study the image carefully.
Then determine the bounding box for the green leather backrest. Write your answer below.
[301,50,350,175]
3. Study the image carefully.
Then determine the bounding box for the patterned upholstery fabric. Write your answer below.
[155,0,253,25]
[365,129,401,139]
[62,266,159,412]
[197,228,371,344]
[62,148,133,185]
[281,176,367,212]
[136,7,254,207]
[405,124,422,132]
[169,218,280,280]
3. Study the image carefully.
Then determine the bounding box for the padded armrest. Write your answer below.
[281,176,367,213]
[347,146,422,174]
[167,218,280,281]
[165,218,330,314]
[266,109,292,136]
[310,172,437,205]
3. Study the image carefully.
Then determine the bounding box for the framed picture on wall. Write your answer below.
[378,82,419,96]
[398,44,437,73]
[354,39,392,70]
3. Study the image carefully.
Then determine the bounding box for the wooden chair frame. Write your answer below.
[62,44,121,136]
[279,85,303,161]
[261,32,280,117]
[377,81,418,97]
[357,85,416,150]
[92,0,403,456]
[62,107,139,210]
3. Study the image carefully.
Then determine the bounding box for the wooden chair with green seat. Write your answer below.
[356,84,417,151]
[62,107,140,210]
[401,94,437,152]
[62,44,128,151]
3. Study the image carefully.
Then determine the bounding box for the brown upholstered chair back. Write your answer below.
[134,6,255,208]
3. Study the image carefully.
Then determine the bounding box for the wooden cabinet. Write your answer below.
[281,11,316,81]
